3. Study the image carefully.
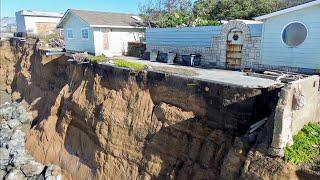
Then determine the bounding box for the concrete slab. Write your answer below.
[112,56,283,89]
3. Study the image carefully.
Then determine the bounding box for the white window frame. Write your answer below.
[81,28,89,40]
[281,21,308,48]
[67,28,74,39]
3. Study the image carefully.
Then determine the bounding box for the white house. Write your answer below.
[255,0,320,71]
[57,9,146,57]
[15,10,64,36]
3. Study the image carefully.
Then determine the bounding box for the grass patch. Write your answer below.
[285,123,320,164]
[113,59,144,71]
[86,54,107,63]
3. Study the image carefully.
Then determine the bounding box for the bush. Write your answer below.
[113,59,144,71]
[86,54,107,63]
[284,123,320,164]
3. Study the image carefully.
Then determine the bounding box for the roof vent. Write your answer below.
[131,16,142,22]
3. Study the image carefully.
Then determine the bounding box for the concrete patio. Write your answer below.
[111,56,283,89]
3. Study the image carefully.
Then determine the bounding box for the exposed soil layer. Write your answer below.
[0,39,315,179]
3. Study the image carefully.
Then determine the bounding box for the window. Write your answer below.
[233,34,239,41]
[282,22,307,47]
[81,28,89,39]
[67,29,73,39]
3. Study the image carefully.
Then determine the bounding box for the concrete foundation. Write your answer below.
[269,75,320,155]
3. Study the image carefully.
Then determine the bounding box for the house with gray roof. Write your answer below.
[57,9,146,56]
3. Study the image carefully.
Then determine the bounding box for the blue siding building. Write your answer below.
[146,26,222,47]
[146,20,264,68]
[255,0,320,71]
[145,1,319,73]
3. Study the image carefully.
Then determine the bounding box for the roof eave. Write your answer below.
[57,9,91,28]
[89,25,146,29]
[56,9,71,28]
[254,0,320,21]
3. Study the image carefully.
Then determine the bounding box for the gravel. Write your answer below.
[0,102,62,180]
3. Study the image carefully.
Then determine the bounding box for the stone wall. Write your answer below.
[146,20,262,68]
[217,20,262,68]
[146,44,218,66]
[269,75,320,156]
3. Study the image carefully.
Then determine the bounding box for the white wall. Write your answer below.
[93,27,145,56]
[63,15,95,54]
[15,13,61,34]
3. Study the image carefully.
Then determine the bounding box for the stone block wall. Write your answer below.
[146,20,319,74]
[146,20,263,68]
[146,44,219,67]
[241,37,261,68]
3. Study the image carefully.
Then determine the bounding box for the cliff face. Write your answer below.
[21,57,235,179]
[1,40,298,180]
[0,41,16,93]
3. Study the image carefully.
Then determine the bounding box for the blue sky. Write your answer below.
[1,0,145,17]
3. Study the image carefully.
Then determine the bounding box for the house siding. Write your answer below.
[146,26,222,47]
[93,27,144,56]
[63,15,95,54]
[15,13,26,33]
[146,22,262,67]
[260,5,320,69]
[15,12,61,34]
[146,25,262,47]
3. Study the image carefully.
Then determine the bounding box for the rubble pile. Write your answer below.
[0,103,62,180]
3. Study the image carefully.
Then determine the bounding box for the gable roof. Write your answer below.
[255,0,320,20]
[57,9,146,28]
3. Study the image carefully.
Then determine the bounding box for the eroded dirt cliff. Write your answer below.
[0,40,303,180]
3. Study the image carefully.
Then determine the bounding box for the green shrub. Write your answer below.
[285,123,320,164]
[86,54,107,62]
[113,59,144,71]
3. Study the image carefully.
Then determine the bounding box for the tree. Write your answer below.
[193,0,284,20]
[139,0,193,27]
[139,0,302,28]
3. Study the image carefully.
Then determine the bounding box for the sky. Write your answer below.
[1,0,145,17]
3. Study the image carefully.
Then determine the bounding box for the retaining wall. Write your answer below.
[269,75,320,155]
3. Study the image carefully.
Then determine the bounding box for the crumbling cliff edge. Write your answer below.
[1,39,318,179]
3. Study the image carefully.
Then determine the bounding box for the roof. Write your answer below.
[234,19,263,24]
[16,10,64,18]
[57,9,146,28]
[255,0,320,20]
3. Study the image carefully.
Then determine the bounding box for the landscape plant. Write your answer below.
[284,123,320,164]
[139,0,310,28]
[86,54,107,63]
[113,59,145,71]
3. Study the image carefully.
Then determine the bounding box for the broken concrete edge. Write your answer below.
[268,147,285,157]
[67,55,284,90]
[269,75,320,157]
